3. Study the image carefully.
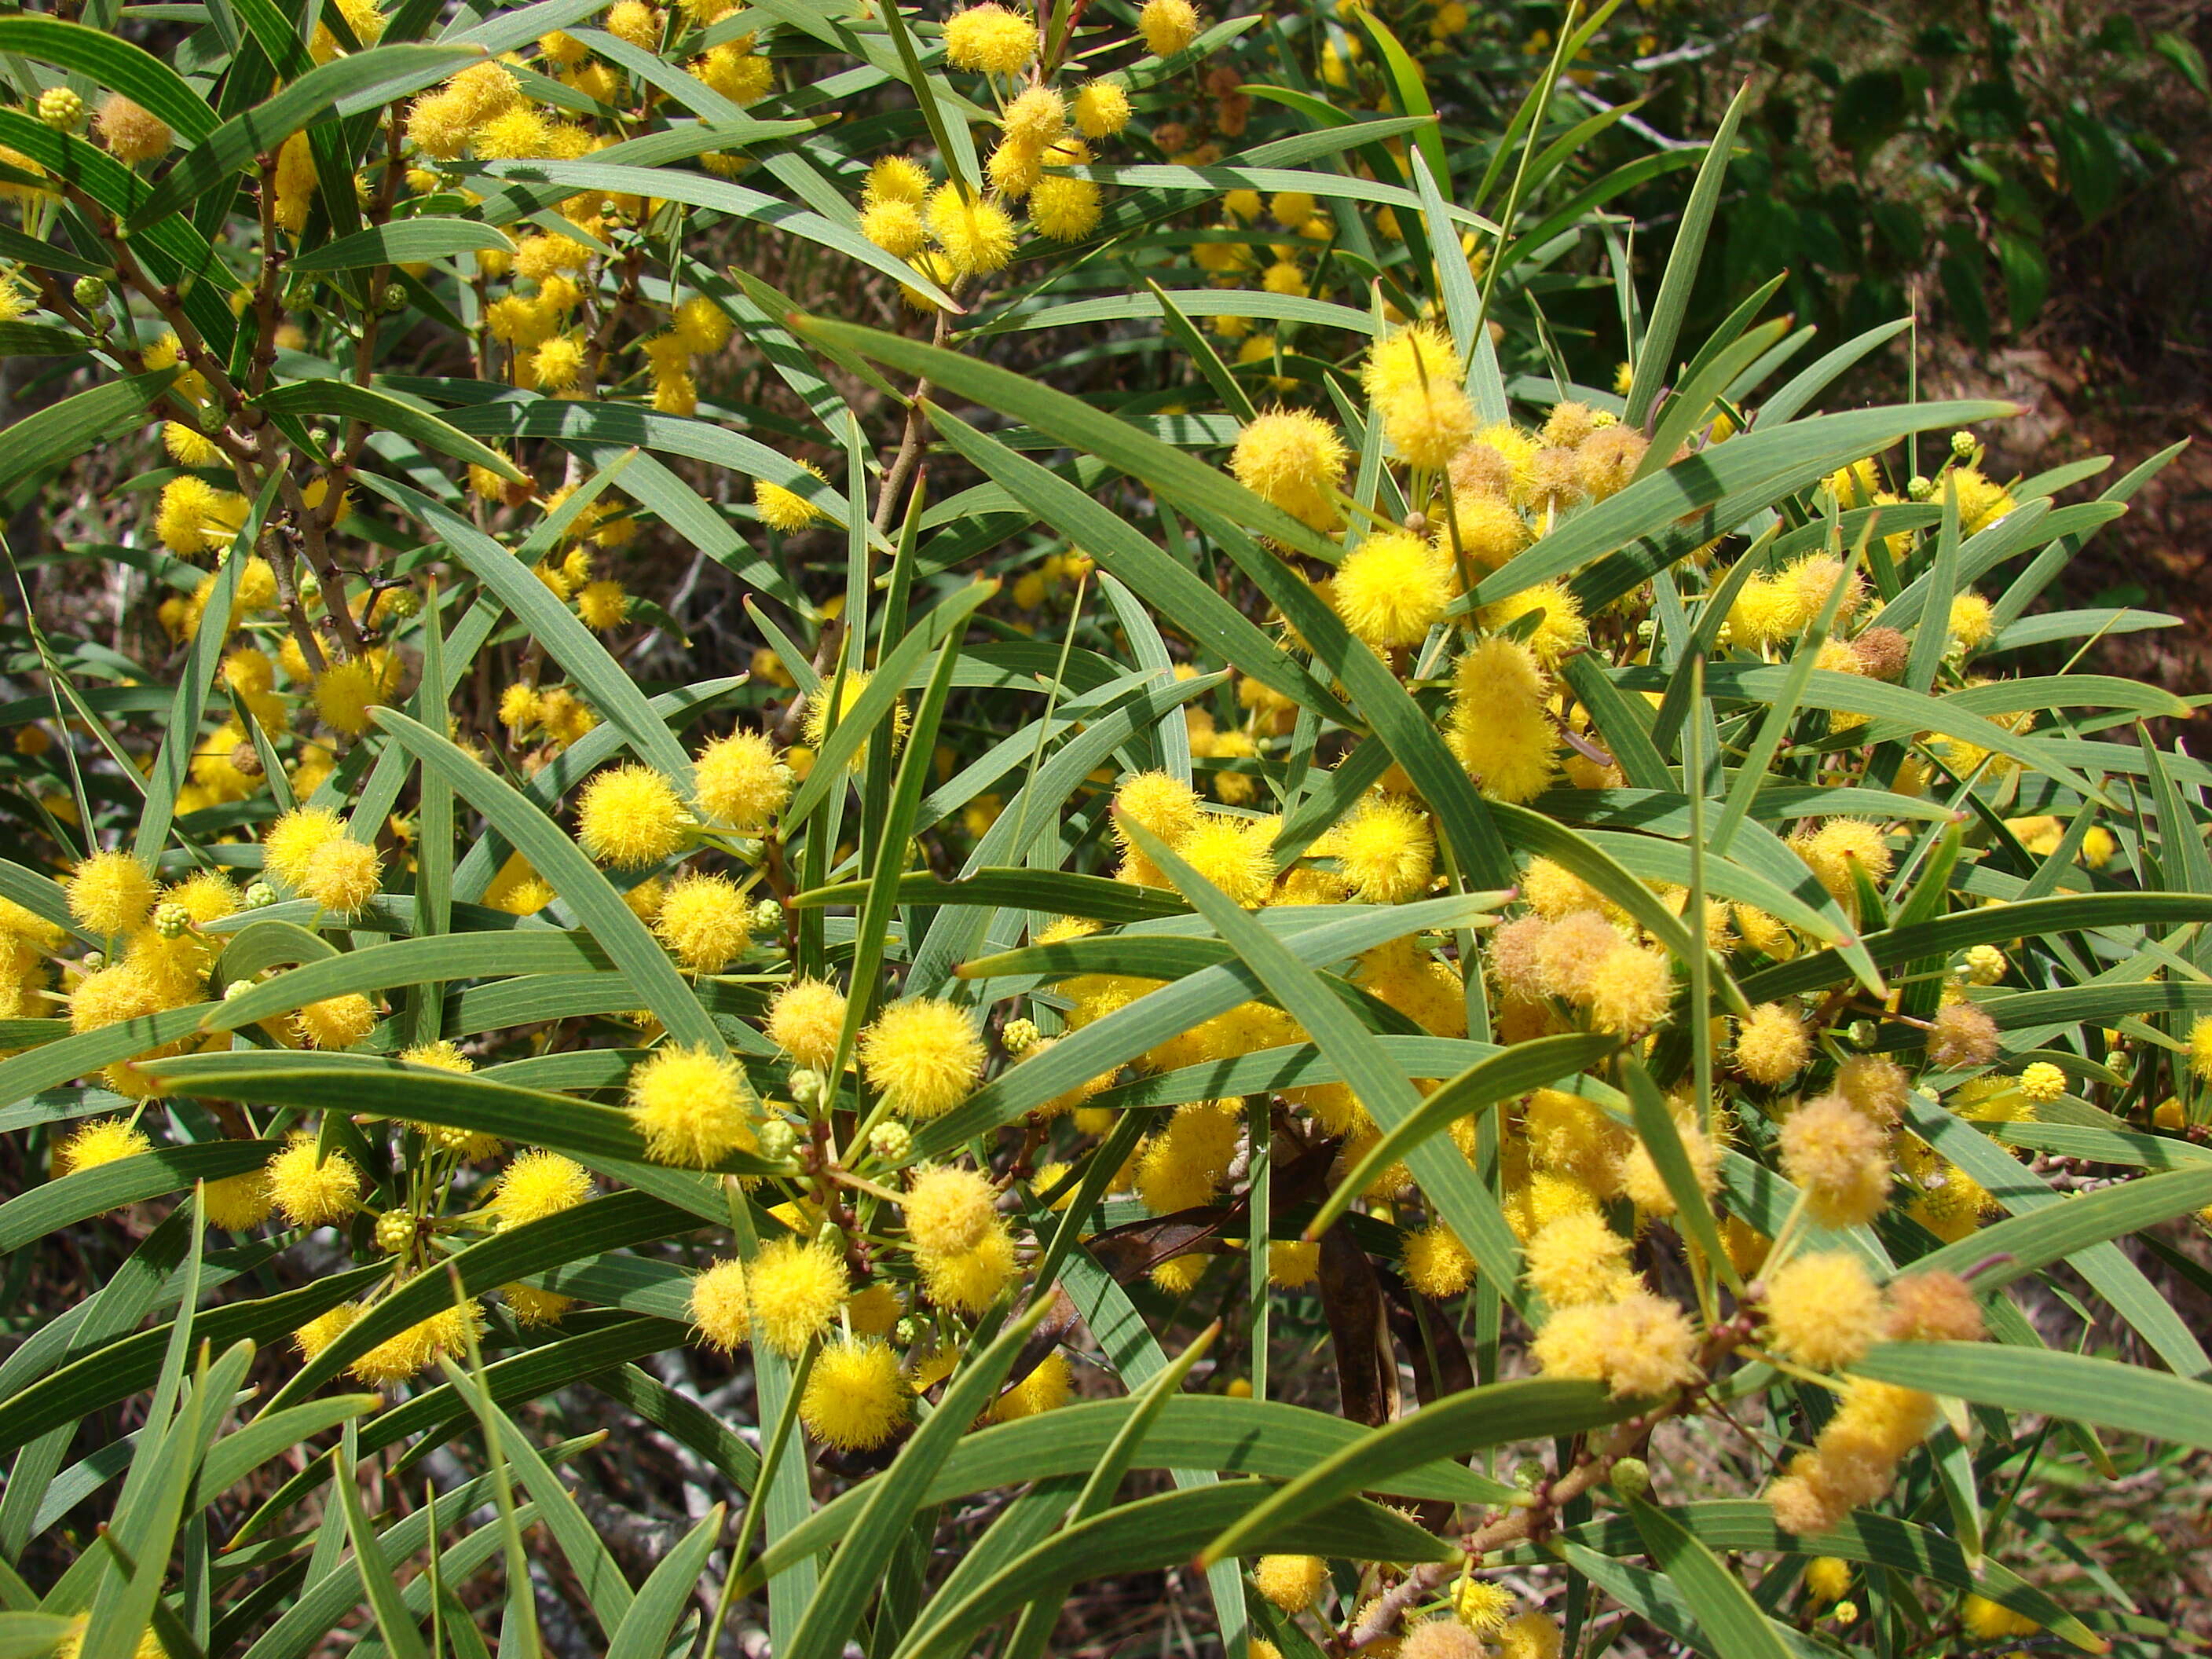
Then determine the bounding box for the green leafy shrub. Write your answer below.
[0,1,2207,1657]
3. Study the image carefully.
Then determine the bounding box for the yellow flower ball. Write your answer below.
[1733,1001,1810,1085]
[267,1132,362,1227]
[903,1163,998,1256]
[625,1044,757,1166]
[488,1149,591,1229]
[859,998,986,1119]
[942,2,1036,74]
[576,764,689,868]
[1229,408,1346,532]
[1254,1553,1327,1613]
[56,1117,152,1178]
[690,1256,752,1350]
[748,1236,850,1356]
[1138,0,1200,54]
[926,185,1019,277]
[1763,1251,1885,1371]
[800,1335,910,1448]
[1523,1210,1633,1309]
[984,1348,1071,1422]
[1331,529,1455,649]
[297,834,383,916]
[1072,79,1131,137]
[694,728,790,829]
[917,1218,1016,1314]
[765,976,848,1069]
[652,870,753,973]
[349,1302,484,1386]
[756,461,830,533]
[203,1166,274,1231]
[1402,1221,1474,1298]
[1530,1289,1700,1398]
[67,850,156,936]
[295,992,377,1049]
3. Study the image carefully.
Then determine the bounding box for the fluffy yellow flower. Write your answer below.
[1324,794,1434,903]
[1530,1290,1700,1398]
[926,186,1019,276]
[626,1045,757,1166]
[985,1348,1071,1421]
[1523,1210,1633,1308]
[1448,1577,1514,1636]
[1138,0,1200,54]
[153,476,247,557]
[1479,580,1586,668]
[295,993,377,1049]
[1778,1093,1892,1228]
[765,976,848,1069]
[95,93,174,163]
[1332,529,1455,648]
[1254,1553,1327,1613]
[903,1163,998,1256]
[489,1149,591,1229]
[264,805,346,890]
[68,850,159,937]
[1763,1251,1885,1370]
[1734,1002,1809,1085]
[349,1302,484,1386]
[1402,1221,1474,1298]
[800,1335,910,1448]
[756,461,830,532]
[268,1133,362,1227]
[694,728,790,829]
[293,1301,361,1361]
[690,1256,752,1350]
[1029,174,1101,242]
[865,156,930,204]
[57,1117,152,1178]
[748,1236,850,1355]
[296,834,383,916]
[861,998,987,1117]
[942,2,1037,74]
[862,198,930,257]
[576,764,689,867]
[652,870,753,973]
[203,1166,274,1231]
[918,1218,1017,1313]
[1229,408,1346,532]
[1114,771,1201,847]
[312,655,395,738]
[1791,819,1892,908]
[1072,79,1131,137]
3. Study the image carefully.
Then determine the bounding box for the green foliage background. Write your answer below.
[0,0,2207,1656]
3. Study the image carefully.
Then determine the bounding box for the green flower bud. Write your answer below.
[243,880,278,909]
[1000,1016,1040,1054]
[71,275,108,309]
[373,1210,416,1254]
[787,1066,824,1108]
[749,899,783,935]
[755,1117,798,1162]
[1950,430,1976,460]
[1610,1456,1651,1500]
[37,86,85,131]
[868,1120,914,1162]
[1906,474,1935,501]
[891,1313,924,1346]
[152,902,192,939]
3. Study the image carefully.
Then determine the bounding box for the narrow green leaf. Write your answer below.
[1626,1496,1795,1659]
